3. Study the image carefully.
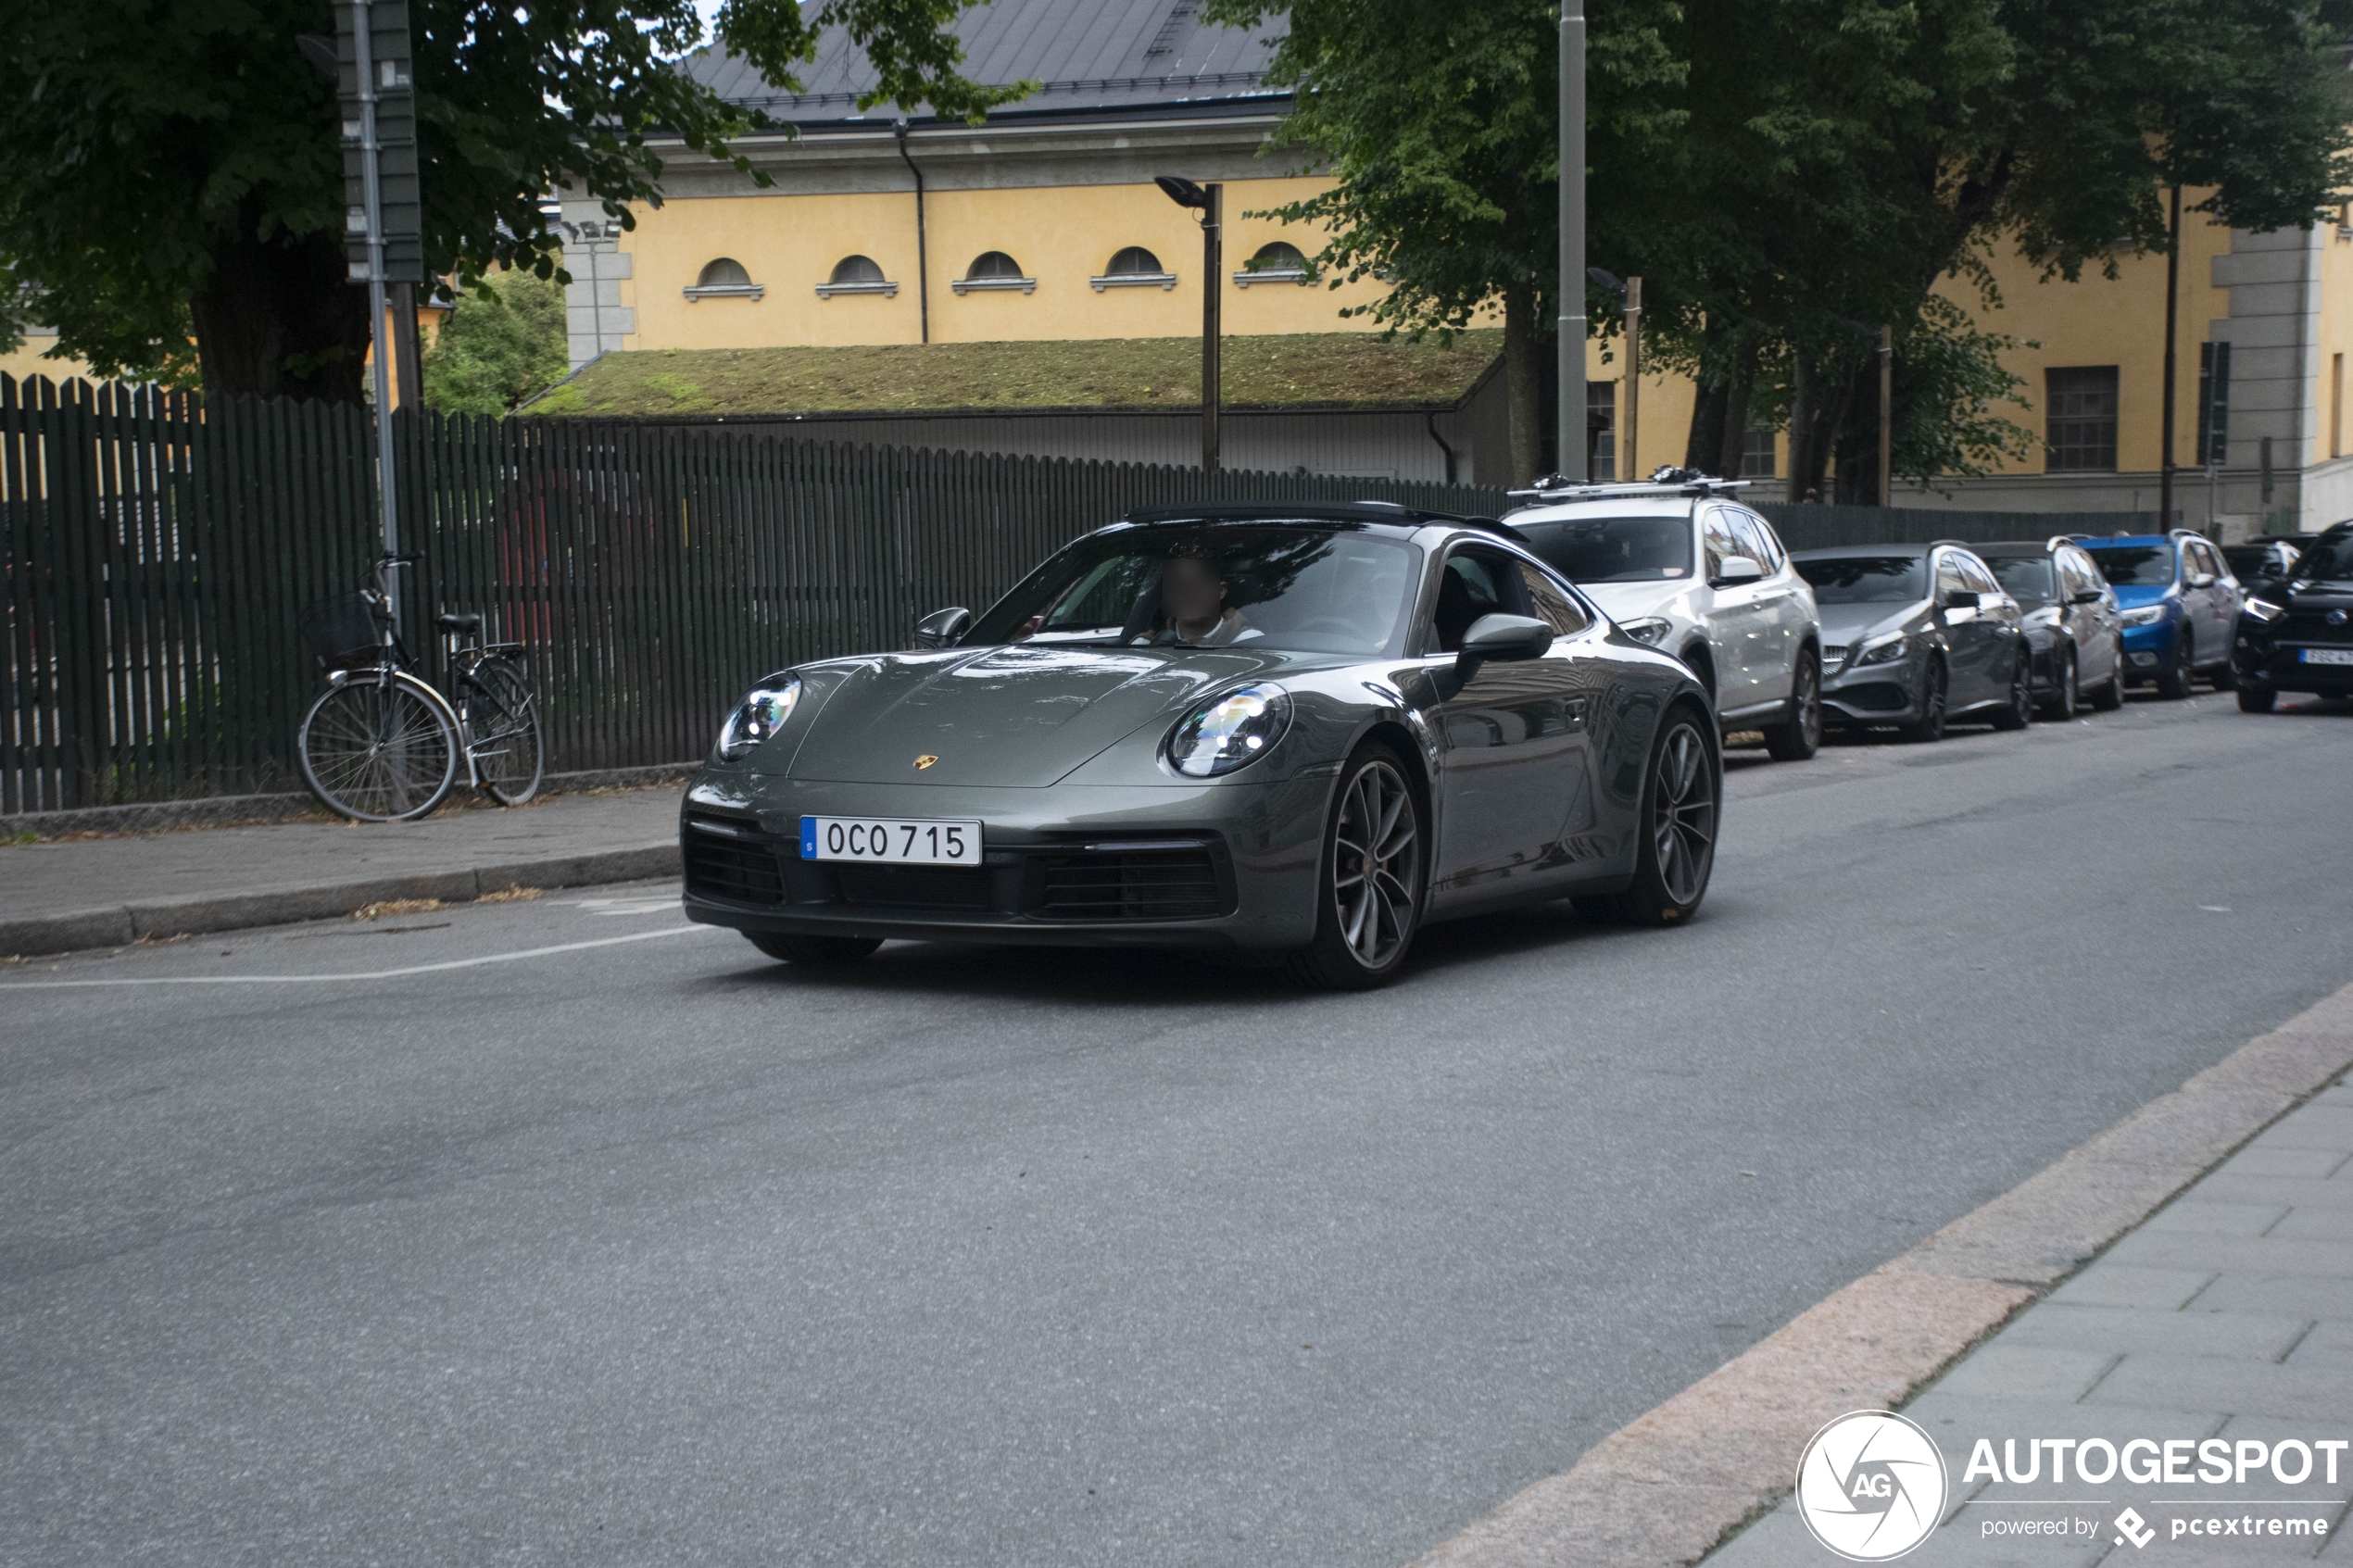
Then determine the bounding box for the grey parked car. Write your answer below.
[1790,543,2034,742]
[1974,537,2126,718]
[681,502,1720,989]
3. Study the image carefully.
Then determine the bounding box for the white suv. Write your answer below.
[1504,476,1824,761]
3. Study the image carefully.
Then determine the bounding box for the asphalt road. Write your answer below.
[5,691,2351,1567]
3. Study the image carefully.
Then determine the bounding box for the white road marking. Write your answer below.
[560,895,682,917]
[0,925,720,989]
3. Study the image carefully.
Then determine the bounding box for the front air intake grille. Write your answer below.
[686,833,785,905]
[837,863,992,910]
[2279,611,2353,646]
[1821,645,1850,668]
[1036,847,1227,920]
[1836,682,1910,713]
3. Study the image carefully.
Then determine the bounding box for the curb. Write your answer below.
[0,844,680,959]
[1406,980,2353,1568]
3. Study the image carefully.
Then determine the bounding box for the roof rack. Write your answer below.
[1506,467,1750,504]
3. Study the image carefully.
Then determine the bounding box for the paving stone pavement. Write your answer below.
[1704,1075,2353,1567]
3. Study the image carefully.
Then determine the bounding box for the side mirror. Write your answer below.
[1712,557,1764,587]
[914,606,973,649]
[1943,589,1981,610]
[2071,589,2105,605]
[2188,571,2217,589]
[1454,613,1554,680]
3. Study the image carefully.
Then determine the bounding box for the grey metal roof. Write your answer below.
[682,0,1290,126]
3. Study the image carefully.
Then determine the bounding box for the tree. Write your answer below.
[421,270,569,414]
[0,1,1028,403]
[1203,0,1687,483]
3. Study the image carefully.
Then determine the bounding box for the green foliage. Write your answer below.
[0,1,1032,398]
[422,272,570,415]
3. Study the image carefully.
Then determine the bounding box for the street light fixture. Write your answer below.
[1155,175,1222,471]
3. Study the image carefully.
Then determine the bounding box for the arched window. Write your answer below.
[1091,245,1176,292]
[1234,241,1312,288]
[951,250,1036,295]
[815,254,900,299]
[683,256,762,301]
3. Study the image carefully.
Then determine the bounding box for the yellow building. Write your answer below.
[583,0,2348,531]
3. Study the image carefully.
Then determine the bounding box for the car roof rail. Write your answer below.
[1505,469,1748,504]
[2045,534,2078,552]
[1927,538,1969,552]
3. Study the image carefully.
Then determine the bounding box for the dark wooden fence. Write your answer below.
[1,371,2173,815]
[0,374,1509,813]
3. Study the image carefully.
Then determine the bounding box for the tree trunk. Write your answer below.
[1716,368,1753,480]
[190,205,372,404]
[1685,379,1729,474]
[1504,282,1542,485]
[1786,357,1813,501]
[1831,359,1880,504]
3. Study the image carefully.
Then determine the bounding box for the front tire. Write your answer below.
[1764,650,1822,761]
[2155,633,2193,699]
[2237,684,2278,713]
[2089,646,2125,710]
[1991,648,2033,731]
[1895,658,1948,744]
[299,673,459,822]
[1288,745,1426,990]
[1575,707,1718,927]
[748,933,883,966]
[2040,646,2079,721]
[2207,653,2237,690]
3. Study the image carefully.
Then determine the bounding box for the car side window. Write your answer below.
[1516,562,1592,636]
[2194,541,2226,580]
[1730,508,1784,571]
[1959,556,2002,596]
[1428,545,1528,653]
[1934,554,1969,602]
[1701,508,1744,579]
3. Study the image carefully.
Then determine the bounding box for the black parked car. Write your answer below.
[2233,523,2353,712]
[2222,538,2303,607]
[1792,543,2033,742]
[1974,537,2126,718]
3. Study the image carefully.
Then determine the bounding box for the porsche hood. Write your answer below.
[774,643,1300,786]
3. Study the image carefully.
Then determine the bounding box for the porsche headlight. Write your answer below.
[2120,604,2169,628]
[1856,633,1910,666]
[1618,616,1673,646]
[1168,683,1291,778]
[716,677,802,760]
[2243,596,2286,623]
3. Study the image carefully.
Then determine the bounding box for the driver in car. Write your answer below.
[1149,550,1261,646]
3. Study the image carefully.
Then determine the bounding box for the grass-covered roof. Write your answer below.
[530,331,1503,419]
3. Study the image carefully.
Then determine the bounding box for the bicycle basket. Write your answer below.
[301,591,384,667]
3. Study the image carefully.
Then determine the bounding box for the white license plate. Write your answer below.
[2300,647,2353,666]
[799,815,981,864]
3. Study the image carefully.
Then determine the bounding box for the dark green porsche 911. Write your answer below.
[681,501,1719,988]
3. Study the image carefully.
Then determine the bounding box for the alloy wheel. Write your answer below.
[1332,758,1420,970]
[1651,721,1716,906]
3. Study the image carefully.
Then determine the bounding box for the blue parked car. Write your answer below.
[2075,530,2243,699]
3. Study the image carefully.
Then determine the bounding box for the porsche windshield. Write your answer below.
[1794,555,1926,603]
[968,526,1420,656]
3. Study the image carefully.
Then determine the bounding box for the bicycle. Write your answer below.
[296,555,545,822]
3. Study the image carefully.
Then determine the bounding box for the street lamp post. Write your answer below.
[1558,0,1586,481]
[1155,175,1222,471]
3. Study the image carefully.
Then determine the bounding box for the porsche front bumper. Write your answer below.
[679,773,1333,950]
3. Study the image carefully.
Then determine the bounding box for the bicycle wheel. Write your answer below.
[299,673,459,822]
[465,659,544,806]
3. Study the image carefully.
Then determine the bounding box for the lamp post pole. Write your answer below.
[1557,0,1587,481]
[1202,182,1222,472]
[1623,276,1642,483]
[2160,183,2183,531]
[1878,325,1894,507]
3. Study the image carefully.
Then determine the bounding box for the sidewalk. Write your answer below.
[1704,1072,2353,1566]
[0,785,684,958]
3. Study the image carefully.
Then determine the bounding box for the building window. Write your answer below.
[1091,245,1176,292]
[683,257,763,301]
[815,255,899,299]
[2045,366,2119,471]
[951,251,1036,295]
[1234,241,1311,288]
[1739,424,1777,478]
[1587,381,1617,481]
